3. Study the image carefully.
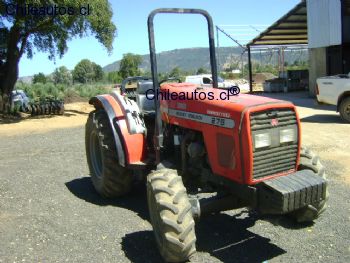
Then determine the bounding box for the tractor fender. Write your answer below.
[89,92,146,167]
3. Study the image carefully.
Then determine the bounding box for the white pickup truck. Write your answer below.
[185,74,233,88]
[185,74,250,92]
[316,73,350,122]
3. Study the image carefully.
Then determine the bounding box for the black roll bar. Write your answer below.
[147,8,218,163]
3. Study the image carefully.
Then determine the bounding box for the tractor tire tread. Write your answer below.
[339,97,350,123]
[85,110,132,198]
[293,146,329,222]
[147,169,196,262]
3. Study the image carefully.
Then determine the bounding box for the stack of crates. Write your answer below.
[263,78,286,92]
[287,70,309,91]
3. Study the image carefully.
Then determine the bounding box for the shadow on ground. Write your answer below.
[194,213,286,262]
[0,115,22,124]
[65,177,149,220]
[64,109,89,115]
[0,112,77,123]
[301,114,345,124]
[66,177,286,263]
[121,212,286,263]
[254,91,336,112]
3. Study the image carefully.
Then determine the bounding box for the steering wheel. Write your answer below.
[159,77,182,85]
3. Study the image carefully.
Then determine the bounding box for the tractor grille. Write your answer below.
[250,109,298,180]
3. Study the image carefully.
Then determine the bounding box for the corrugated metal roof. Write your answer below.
[248,1,307,46]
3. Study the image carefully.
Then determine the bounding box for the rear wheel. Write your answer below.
[292,146,329,222]
[339,97,350,123]
[85,110,132,197]
[147,169,196,262]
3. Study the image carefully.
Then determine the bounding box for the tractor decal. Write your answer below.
[168,108,235,128]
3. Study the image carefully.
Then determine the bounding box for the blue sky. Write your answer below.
[18,0,300,77]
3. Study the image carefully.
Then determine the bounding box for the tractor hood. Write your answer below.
[217,92,291,111]
[161,83,294,121]
[160,83,297,136]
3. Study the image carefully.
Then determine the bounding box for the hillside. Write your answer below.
[103,47,308,73]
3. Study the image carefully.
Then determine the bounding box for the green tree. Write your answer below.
[119,53,142,79]
[107,71,122,83]
[72,59,95,83]
[32,72,47,84]
[169,67,182,78]
[0,0,116,110]
[92,62,104,82]
[53,66,72,85]
[196,67,208,74]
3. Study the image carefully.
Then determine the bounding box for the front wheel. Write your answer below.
[85,110,132,198]
[147,169,196,262]
[339,97,350,123]
[291,146,329,222]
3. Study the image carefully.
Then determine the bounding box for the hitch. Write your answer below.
[189,194,247,219]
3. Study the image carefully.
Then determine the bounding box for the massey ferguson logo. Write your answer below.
[271,118,279,126]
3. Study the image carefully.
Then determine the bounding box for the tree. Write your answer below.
[107,71,122,83]
[53,66,72,85]
[196,67,208,74]
[0,28,7,64]
[0,0,116,110]
[32,72,47,84]
[72,59,95,83]
[119,53,142,79]
[169,67,182,78]
[92,62,104,82]
[72,60,104,83]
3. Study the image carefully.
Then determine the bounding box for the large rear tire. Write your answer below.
[292,146,329,222]
[85,110,132,198]
[147,169,196,262]
[339,97,350,123]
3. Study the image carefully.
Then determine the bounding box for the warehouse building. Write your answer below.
[247,0,350,96]
[308,0,350,94]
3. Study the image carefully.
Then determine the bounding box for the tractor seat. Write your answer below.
[136,80,155,116]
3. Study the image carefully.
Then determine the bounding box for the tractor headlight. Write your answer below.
[280,128,294,143]
[254,133,271,149]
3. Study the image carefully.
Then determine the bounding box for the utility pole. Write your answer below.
[216,26,220,71]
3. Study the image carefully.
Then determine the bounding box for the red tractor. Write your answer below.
[85,9,328,262]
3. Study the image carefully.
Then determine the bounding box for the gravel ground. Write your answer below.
[0,95,350,263]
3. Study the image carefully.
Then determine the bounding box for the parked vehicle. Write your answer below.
[11,89,30,111]
[316,73,350,122]
[185,74,235,88]
[85,9,328,262]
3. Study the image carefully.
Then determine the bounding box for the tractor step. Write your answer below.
[258,170,327,214]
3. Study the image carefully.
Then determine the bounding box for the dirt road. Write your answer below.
[0,102,93,136]
[0,94,349,262]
